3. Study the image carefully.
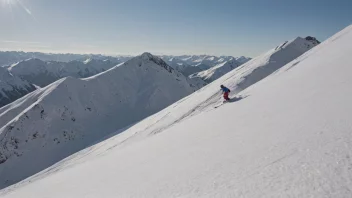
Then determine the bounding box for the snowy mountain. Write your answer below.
[0,67,36,107]
[183,55,246,69]
[161,55,251,77]
[0,52,203,189]
[8,58,120,87]
[190,36,319,84]
[189,58,241,82]
[235,56,252,64]
[0,26,348,198]
[305,36,321,45]
[163,57,203,76]
[0,51,131,67]
[0,25,350,198]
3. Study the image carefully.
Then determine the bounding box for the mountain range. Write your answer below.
[0,53,249,108]
[0,52,204,188]
[0,29,339,196]
[0,27,349,198]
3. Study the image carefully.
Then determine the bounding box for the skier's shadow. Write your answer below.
[228,95,249,103]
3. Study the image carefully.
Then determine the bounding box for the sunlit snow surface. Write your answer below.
[1,26,352,197]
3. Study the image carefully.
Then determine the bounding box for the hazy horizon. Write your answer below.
[0,49,254,58]
[1,0,351,57]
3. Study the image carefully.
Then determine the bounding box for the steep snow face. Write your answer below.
[8,59,62,87]
[8,58,120,87]
[113,36,321,145]
[227,36,319,93]
[155,56,207,87]
[1,26,351,198]
[0,67,36,107]
[189,58,240,82]
[0,52,202,189]
[189,36,317,84]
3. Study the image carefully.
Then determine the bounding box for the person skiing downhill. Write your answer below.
[220,85,230,101]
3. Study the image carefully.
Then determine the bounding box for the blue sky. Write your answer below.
[0,0,351,57]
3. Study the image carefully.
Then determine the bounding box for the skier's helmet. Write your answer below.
[220,85,224,88]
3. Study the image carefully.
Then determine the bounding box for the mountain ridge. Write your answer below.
[0,52,203,189]
[0,26,349,197]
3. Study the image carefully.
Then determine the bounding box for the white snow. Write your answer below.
[0,67,30,94]
[0,67,35,107]
[0,52,202,189]
[0,51,131,67]
[161,55,251,78]
[189,59,240,82]
[163,57,201,76]
[189,37,318,83]
[83,58,92,64]
[1,26,352,198]
[8,58,120,87]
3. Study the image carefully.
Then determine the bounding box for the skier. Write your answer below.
[220,85,230,101]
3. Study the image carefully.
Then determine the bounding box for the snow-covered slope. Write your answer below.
[8,59,61,87]
[189,58,241,82]
[164,57,203,76]
[0,67,36,107]
[161,55,251,76]
[0,52,202,189]
[1,25,350,198]
[190,37,318,83]
[8,58,119,87]
[185,55,242,70]
[162,58,207,87]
